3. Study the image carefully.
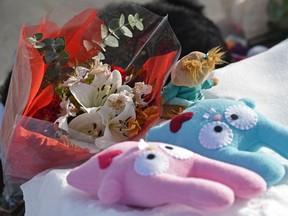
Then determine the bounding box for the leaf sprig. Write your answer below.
[99,13,144,50]
[28,33,72,88]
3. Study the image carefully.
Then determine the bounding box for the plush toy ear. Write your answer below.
[239,98,256,109]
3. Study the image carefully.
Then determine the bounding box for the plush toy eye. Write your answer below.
[134,150,169,176]
[225,105,258,130]
[199,121,233,149]
[159,144,193,160]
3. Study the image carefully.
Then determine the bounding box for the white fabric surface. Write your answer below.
[207,39,288,125]
[21,164,288,216]
[21,39,288,216]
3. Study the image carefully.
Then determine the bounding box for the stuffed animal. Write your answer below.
[147,98,288,186]
[160,47,225,118]
[67,140,266,212]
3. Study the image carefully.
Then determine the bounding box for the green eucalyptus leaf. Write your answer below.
[55,45,65,53]
[59,36,66,43]
[108,18,122,37]
[108,18,120,29]
[55,37,66,52]
[111,31,120,39]
[103,35,119,47]
[44,49,59,64]
[136,21,144,31]
[135,13,140,20]
[28,37,37,44]
[96,41,106,52]
[42,38,56,49]
[46,64,59,79]
[59,50,70,65]
[101,24,108,39]
[119,14,125,26]
[55,37,65,45]
[33,33,43,41]
[128,14,135,28]
[83,40,93,51]
[120,26,133,37]
[34,42,46,49]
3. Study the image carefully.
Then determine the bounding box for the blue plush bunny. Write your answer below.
[147,98,288,186]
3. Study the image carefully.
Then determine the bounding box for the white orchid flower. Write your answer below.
[70,69,123,110]
[62,66,89,87]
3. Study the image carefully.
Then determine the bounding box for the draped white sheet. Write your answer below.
[21,39,288,216]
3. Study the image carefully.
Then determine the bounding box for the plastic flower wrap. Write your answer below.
[0,3,181,186]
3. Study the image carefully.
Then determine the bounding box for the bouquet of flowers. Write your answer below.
[0,3,180,187]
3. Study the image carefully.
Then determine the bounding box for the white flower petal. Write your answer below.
[91,71,109,87]
[117,85,132,93]
[100,92,135,122]
[62,76,79,87]
[70,83,96,108]
[95,129,115,150]
[75,66,88,77]
[96,100,136,148]
[68,112,105,139]
[55,115,69,131]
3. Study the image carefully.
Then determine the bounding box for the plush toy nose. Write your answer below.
[213,114,222,121]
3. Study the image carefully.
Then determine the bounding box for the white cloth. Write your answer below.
[21,165,288,216]
[21,39,288,216]
[207,39,288,125]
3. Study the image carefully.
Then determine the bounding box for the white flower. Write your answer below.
[92,52,105,61]
[101,90,134,119]
[89,59,110,76]
[68,110,105,140]
[133,82,152,107]
[96,99,136,150]
[62,66,88,87]
[61,99,77,117]
[55,98,78,131]
[69,70,123,110]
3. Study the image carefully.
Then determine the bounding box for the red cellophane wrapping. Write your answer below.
[0,2,181,186]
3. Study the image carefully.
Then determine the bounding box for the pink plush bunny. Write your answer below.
[67,140,266,212]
